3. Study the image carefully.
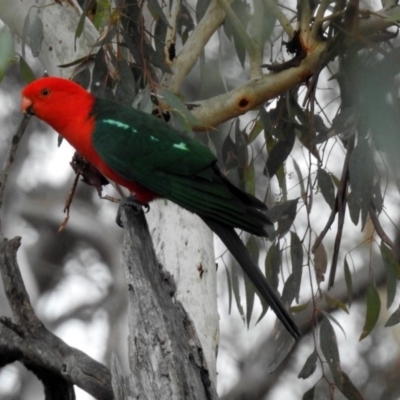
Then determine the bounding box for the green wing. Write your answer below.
[92,98,269,234]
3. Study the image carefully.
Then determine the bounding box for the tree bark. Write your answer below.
[120,204,218,400]
[0,237,113,400]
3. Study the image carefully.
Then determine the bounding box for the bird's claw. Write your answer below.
[115,196,150,227]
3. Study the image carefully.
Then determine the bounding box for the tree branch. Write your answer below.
[119,204,218,400]
[0,115,30,239]
[191,40,327,130]
[162,0,227,93]
[0,237,113,400]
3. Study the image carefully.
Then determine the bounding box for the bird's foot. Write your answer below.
[116,195,150,227]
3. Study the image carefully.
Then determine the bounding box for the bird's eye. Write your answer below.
[41,88,51,96]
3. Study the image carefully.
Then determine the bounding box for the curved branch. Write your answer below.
[162,0,227,93]
[0,237,113,400]
[191,40,327,130]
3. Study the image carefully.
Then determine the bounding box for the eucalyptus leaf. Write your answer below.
[320,316,341,382]
[385,304,400,327]
[298,349,318,379]
[317,168,335,210]
[30,13,43,57]
[344,258,353,306]
[349,138,374,221]
[290,232,303,303]
[19,56,36,83]
[380,243,400,309]
[359,283,381,341]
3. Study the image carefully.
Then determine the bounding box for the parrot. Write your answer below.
[21,77,301,340]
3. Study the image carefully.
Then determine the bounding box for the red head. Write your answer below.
[21,77,94,138]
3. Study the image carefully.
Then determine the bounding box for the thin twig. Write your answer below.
[0,115,31,239]
[369,203,396,250]
[58,172,81,233]
[264,0,294,38]
[328,138,354,289]
[312,139,353,253]
[311,0,332,40]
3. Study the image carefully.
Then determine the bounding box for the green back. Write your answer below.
[91,98,269,234]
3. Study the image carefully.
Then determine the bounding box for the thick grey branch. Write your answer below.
[120,205,218,400]
[0,237,113,400]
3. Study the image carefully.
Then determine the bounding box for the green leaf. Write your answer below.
[266,198,299,239]
[267,323,296,373]
[321,310,346,338]
[147,0,170,27]
[0,29,12,81]
[275,163,287,200]
[359,283,381,341]
[281,273,295,306]
[258,242,280,321]
[320,314,363,400]
[320,316,341,382]
[324,293,349,314]
[298,349,318,379]
[154,16,168,61]
[115,59,137,105]
[293,159,305,198]
[347,191,360,226]
[331,173,341,188]
[19,56,36,83]
[317,167,335,210]
[72,67,91,89]
[21,12,30,59]
[371,181,383,213]
[335,370,364,400]
[314,242,327,285]
[244,235,258,327]
[249,0,275,44]
[247,119,263,143]
[30,13,43,57]
[331,106,357,137]
[75,5,89,49]
[385,304,400,327]
[265,242,280,291]
[290,301,309,313]
[384,10,400,22]
[58,55,95,68]
[380,242,400,309]
[290,232,303,303]
[196,0,211,22]
[244,160,255,195]
[160,89,201,127]
[231,260,245,321]
[265,127,296,178]
[259,106,273,133]
[235,122,248,187]
[349,138,374,223]
[224,264,233,314]
[222,0,249,68]
[243,271,255,327]
[344,258,353,306]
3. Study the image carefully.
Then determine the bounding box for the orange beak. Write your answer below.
[21,96,34,114]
